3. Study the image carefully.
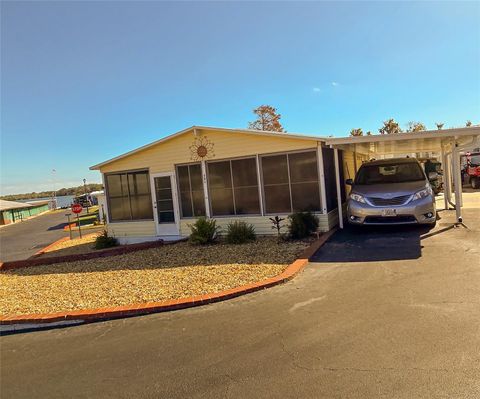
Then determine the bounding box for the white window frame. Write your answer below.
[206,155,262,218]
[175,162,207,219]
[259,149,322,215]
[104,168,154,223]
[150,172,180,236]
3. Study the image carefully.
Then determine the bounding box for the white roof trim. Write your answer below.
[324,126,480,146]
[90,125,326,170]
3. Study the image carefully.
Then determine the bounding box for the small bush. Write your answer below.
[189,217,220,245]
[94,230,118,249]
[269,216,286,241]
[225,221,256,244]
[288,211,319,239]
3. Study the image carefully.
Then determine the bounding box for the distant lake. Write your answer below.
[19,195,75,209]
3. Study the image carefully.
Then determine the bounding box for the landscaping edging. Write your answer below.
[32,236,71,257]
[0,229,336,328]
[0,238,174,271]
[30,232,105,258]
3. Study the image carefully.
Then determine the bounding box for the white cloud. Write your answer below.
[331,81,339,87]
[312,87,321,92]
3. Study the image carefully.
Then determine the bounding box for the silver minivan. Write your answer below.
[346,158,437,226]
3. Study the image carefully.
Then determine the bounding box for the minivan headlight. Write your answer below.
[412,186,433,201]
[350,193,366,203]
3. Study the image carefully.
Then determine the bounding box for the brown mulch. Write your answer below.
[0,238,311,316]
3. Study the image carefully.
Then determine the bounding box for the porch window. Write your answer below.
[207,157,260,216]
[177,164,206,218]
[261,150,321,213]
[105,170,153,221]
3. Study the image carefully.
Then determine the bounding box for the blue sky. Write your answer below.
[1,1,479,195]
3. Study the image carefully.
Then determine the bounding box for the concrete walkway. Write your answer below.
[1,205,479,398]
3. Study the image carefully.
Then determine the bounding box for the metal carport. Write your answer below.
[325,127,480,228]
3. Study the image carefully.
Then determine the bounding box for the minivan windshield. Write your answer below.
[355,162,425,185]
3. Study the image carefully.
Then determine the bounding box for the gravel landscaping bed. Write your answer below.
[39,232,101,258]
[0,238,310,316]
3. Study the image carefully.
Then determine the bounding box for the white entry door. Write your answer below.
[150,172,180,236]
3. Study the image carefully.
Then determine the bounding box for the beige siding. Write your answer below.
[97,128,340,239]
[179,213,331,238]
[107,221,156,238]
[100,128,320,174]
[318,214,331,232]
[327,207,343,230]
[342,150,369,196]
[342,150,356,195]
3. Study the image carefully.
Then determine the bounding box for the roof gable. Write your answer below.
[90,125,325,170]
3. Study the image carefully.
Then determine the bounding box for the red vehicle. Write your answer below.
[463,152,480,189]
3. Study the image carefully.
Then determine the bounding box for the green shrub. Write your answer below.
[288,211,319,239]
[189,217,220,245]
[225,221,256,244]
[94,230,118,249]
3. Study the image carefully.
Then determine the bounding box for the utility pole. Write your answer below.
[51,169,57,209]
[83,178,89,213]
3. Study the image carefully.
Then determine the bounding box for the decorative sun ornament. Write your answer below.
[189,136,215,161]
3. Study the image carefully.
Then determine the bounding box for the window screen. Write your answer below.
[289,152,320,212]
[322,148,346,211]
[208,161,234,216]
[106,170,153,221]
[261,151,321,213]
[207,158,260,216]
[262,154,291,213]
[176,164,206,218]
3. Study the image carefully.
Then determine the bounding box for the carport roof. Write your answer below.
[324,126,480,156]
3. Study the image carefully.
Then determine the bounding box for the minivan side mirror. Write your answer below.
[345,178,354,186]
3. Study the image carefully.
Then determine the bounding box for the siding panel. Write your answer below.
[100,129,320,175]
[179,213,331,238]
[97,128,342,238]
[107,221,156,238]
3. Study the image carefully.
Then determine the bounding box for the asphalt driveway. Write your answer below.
[0,210,71,262]
[1,208,479,398]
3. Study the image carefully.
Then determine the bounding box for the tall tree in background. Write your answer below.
[406,121,426,132]
[436,122,444,130]
[350,128,363,136]
[379,119,402,134]
[248,105,285,132]
[466,120,472,127]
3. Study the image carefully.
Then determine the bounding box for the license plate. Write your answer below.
[381,208,397,217]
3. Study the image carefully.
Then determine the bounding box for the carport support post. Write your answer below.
[441,147,449,211]
[451,141,462,223]
[333,148,344,228]
[317,144,328,214]
[444,152,455,209]
[201,160,211,218]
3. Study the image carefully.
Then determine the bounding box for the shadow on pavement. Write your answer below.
[47,223,68,231]
[311,224,433,263]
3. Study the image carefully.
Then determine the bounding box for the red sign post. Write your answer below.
[71,203,83,238]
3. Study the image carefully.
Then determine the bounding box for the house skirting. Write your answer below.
[106,210,341,243]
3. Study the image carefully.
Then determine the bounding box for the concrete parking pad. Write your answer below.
[1,206,479,398]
